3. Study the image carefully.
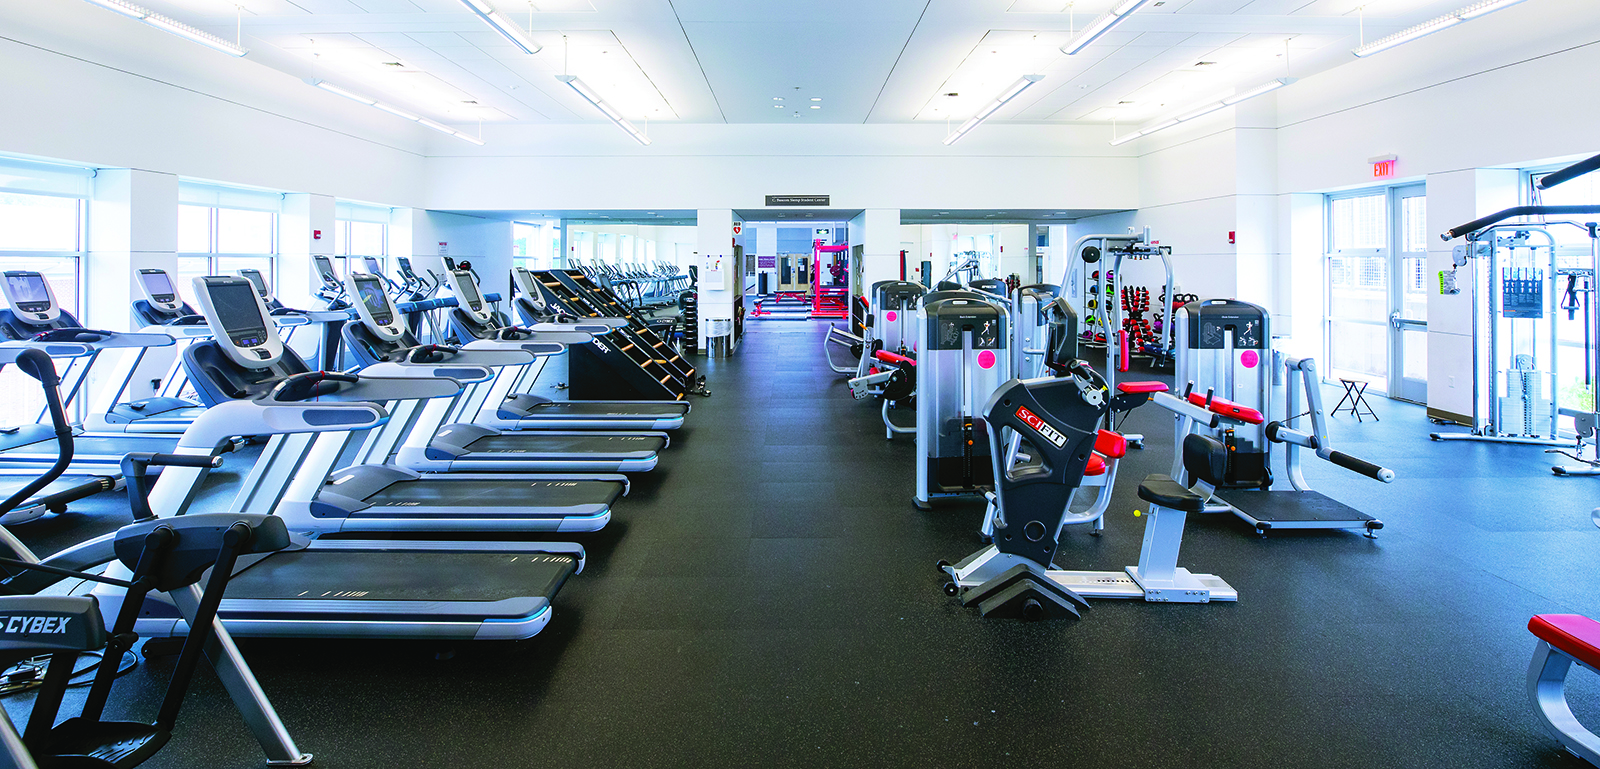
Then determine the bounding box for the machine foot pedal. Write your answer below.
[962,564,1089,620]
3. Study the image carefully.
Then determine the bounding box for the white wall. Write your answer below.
[0,2,429,208]
[422,123,1137,212]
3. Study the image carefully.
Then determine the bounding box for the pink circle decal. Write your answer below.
[885,310,897,322]
[977,350,996,369]
[1241,350,1259,368]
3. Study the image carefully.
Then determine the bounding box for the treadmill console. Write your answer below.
[1,271,60,323]
[448,268,492,321]
[236,268,275,302]
[192,275,283,369]
[511,267,548,313]
[312,255,342,293]
[396,257,416,281]
[137,269,185,312]
[362,257,384,277]
[346,272,403,342]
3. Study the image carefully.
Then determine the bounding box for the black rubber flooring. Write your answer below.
[5,319,1600,768]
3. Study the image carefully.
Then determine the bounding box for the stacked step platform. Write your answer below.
[533,269,700,401]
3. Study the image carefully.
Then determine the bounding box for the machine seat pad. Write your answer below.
[1185,392,1265,424]
[1085,455,1107,476]
[1094,430,1128,459]
[874,350,916,367]
[1136,475,1206,512]
[1530,614,1600,670]
[1116,381,1168,394]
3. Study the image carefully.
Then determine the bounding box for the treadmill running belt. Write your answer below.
[2,434,182,456]
[462,434,666,456]
[529,402,685,417]
[361,479,624,510]
[227,550,577,604]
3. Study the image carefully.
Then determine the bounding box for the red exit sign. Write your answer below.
[1370,154,1397,179]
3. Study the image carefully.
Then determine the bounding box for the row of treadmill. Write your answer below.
[824,273,1396,620]
[0,257,702,767]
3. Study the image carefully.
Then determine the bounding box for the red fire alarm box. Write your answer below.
[1228,231,1236,245]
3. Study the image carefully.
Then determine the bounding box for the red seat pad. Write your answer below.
[1185,392,1265,424]
[1085,454,1107,476]
[874,350,916,367]
[1530,614,1600,671]
[1117,381,1169,394]
[1094,430,1128,459]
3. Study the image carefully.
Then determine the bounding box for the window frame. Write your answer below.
[176,204,280,288]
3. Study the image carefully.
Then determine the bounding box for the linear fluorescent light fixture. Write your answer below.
[943,75,1044,146]
[1108,77,1296,146]
[1351,0,1526,58]
[557,75,651,146]
[81,0,247,56]
[457,0,542,54]
[306,78,484,145]
[1061,0,1158,55]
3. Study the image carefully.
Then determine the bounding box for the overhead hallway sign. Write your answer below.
[765,195,830,206]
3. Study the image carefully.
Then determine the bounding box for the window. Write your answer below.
[0,157,92,427]
[513,222,548,271]
[1527,166,1600,412]
[333,202,390,278]
[176,183,281,305]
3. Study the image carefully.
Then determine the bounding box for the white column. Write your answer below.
[87,169,177,401]
[695,209,737,345]
[851,208,902,294]
[279,193,335,308]
[1424,168,1519,424]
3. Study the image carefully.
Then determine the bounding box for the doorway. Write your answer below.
[1325,184,1428,402]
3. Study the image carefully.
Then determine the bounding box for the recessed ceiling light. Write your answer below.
[774,105,783,108]
[810,105,820,109]
[774,97,783,101]
[939,212,949,214]
[811,97,821,101]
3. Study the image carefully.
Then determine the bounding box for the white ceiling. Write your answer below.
[123,0,1488,129]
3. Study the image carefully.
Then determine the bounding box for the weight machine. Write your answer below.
[1434,152,1600,475]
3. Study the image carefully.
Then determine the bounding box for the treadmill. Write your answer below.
[396,269,686,430]
[0,339,122,525]
[0,271,229,473]
[184,275,626,534]
[370,269,668,473]
[85,268,211,434]
[88,382,586,641]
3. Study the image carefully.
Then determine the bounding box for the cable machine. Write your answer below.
[1434,152,1600,475]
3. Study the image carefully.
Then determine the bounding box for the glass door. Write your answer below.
[1326,191,1390,385]
[1390,186,1428,403]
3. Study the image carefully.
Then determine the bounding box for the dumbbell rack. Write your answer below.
[1121,286,1152,352]
[1081,268,1116,347]
[532,269,700,401]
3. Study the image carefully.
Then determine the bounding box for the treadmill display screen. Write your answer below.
[313,256,339,288]
[239,270,269,298]
[139,271,175,299]
[396,257,414,278]
[354,276,392,325]
[4,273,51,312]
[455,272,483,310]
[363,257,383,275]
[211,281,269,348]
